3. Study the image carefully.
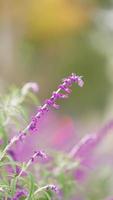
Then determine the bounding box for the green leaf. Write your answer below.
[26,173,35,200]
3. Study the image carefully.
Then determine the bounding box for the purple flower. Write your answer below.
[31,150,47,162]
[28,73,84,133]
[46,184,59,194]
[13,189,28,200]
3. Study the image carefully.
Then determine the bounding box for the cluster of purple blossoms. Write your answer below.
[13,189,28,200]
[28,73,84,133]
[0,73,83,159]
[46,184,59,194]
[30,150,47,162]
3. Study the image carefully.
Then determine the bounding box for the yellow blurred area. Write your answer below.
[26,0,91,39]
[0,0,92,39]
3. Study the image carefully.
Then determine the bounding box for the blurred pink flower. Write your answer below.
[11,112,77,162]
[50,116,76,150]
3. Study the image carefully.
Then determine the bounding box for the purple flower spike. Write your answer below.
[46,184,59,194]
[0,73,84,161]
[28,73,84,133]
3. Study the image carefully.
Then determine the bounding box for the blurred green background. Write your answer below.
[0,0,113,123]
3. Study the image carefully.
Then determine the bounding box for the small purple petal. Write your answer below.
[59,84,72,94]
[62,78,72,86]
[52,103,60,109]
